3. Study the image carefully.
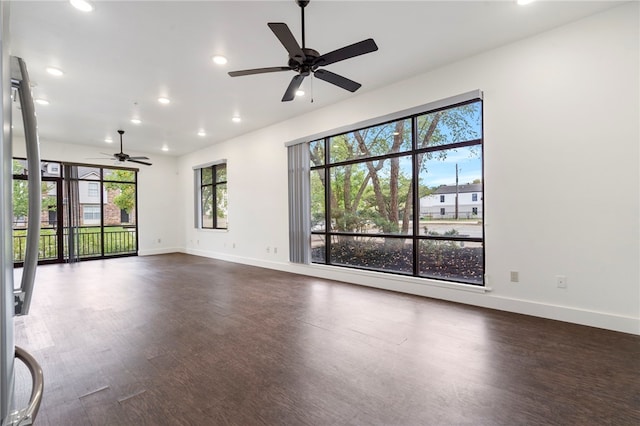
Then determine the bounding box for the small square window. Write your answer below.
[440,195,445,203]
[472,193,478,202]
[440,208,445,216]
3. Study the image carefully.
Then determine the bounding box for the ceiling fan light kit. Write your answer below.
[228,0,378,102]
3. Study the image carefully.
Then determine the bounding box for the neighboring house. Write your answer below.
[78,172,133,226]
[35,171,133,227]
[420,183,483,219]
[77,172,104,225]
[17,170,133,228]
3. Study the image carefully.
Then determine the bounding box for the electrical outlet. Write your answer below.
[232,243,236,248]
[266,247,270,253]
[274,247,278,254]
[510,271,519,283]
[556,275,567,289]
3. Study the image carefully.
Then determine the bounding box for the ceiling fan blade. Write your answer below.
[128,156,149,160]
[313,38,378,68]
[314,69,361,93]
[228,66,292,77]
[127,159,152,166]
[282,74,305,102]
[268,23,306,64]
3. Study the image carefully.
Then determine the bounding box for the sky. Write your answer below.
[421,145,482,187]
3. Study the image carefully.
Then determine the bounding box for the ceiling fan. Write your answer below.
[103,130,152,166]
[228,0,378,102]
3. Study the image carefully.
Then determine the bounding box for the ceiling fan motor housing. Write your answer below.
[288,48,320,75]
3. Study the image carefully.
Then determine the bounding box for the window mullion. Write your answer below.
[324,138,331,265]
[412,116,419,277]
[211,165,218,229]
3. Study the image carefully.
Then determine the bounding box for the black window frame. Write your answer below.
[199,163,227,230]
[309,98,484,286]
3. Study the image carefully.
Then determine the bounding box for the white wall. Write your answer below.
[13,140,181,255]
[177,3,639,335]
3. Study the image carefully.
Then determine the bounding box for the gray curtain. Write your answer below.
[287,143,311,264]
[63,165,81,263]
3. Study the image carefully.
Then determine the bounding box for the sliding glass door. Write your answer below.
[65,165,138,261]
[12,159,138,264]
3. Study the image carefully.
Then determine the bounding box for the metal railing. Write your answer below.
[12,226,137,262]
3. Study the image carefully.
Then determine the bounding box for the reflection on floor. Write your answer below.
[14,253,640,425]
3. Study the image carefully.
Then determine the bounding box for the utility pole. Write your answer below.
[455,163,459,220]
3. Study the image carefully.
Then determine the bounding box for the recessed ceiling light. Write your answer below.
[35,99,49,106]
[104,137,113,143]
[69,0,93,12]
[295,90,305,97]
[516,0,535,5]
[197,130,206,137]
[131,118,141,125]
[158,97,170,105]
[232,116,241,123]
[161,146,169,152]
[212,55,228,65]
[46,67,64,77]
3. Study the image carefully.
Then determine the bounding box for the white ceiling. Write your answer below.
[9,0,622,158]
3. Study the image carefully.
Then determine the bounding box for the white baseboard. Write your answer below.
[138,247,182,256]
[179,248,640,335]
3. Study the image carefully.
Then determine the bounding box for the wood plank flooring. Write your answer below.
[13,253,640,425]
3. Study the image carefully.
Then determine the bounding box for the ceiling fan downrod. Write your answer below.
[118,129,125,154]
[298,0,309,49]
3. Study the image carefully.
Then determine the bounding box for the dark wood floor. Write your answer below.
[13,253,640,425]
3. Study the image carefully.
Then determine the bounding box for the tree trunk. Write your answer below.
[401,185,412,234]
[354,131,387,219]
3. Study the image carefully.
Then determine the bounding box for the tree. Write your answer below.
[103,169,135,214]
[310,102,481,238]
[12,160,57,224]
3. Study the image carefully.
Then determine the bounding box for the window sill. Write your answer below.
[196,228,228,233]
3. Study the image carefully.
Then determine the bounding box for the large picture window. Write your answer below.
[308,98,483,285]
[196,162,227,229]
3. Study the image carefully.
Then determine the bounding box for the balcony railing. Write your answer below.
[13,226,137,263]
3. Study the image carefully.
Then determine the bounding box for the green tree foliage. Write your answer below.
[12,160,57,222]
[311,103,480,237]
[199,165,227,227]
[12,180,28,219]
[103,169,135,213]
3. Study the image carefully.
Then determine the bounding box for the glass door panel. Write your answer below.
[12,176,63,264]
